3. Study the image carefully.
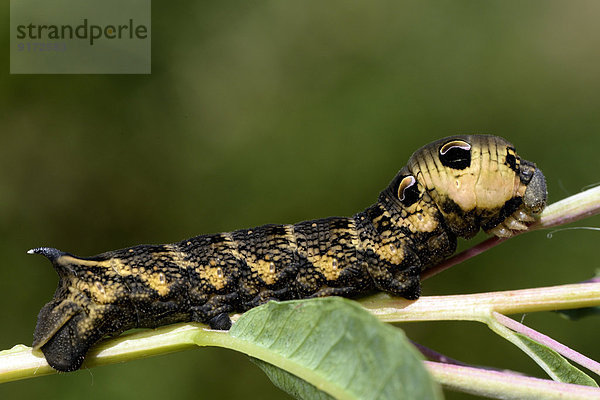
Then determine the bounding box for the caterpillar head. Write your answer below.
[393,134,546,238]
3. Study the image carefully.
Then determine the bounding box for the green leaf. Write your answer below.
[514,333,598,387]
[229,297,443,400]
[250,357,335,400]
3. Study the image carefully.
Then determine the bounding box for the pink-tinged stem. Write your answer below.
[493,312,600,377]
[362,282,600,322]
[413,341,527,376]
[425,361,600,399]
[411,341,469,367]
[535,186,600,230]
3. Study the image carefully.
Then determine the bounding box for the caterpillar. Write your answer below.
[29,134,547,372]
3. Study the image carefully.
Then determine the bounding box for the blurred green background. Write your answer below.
[2,1,600,399]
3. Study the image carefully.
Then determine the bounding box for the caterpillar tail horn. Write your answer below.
[28,247,67,261]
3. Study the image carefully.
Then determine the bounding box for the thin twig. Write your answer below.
[425,361,600,400]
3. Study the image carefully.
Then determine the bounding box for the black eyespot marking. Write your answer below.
[439,139,471,170]
[397,175,420,206]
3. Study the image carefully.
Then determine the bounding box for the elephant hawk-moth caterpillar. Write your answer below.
[29,134,547,372]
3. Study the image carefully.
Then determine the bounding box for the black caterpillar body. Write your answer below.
[30,135,547,372]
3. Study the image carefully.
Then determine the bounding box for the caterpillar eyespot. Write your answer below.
[439,139,472,169]
[397,175,419,206]
[29,134,547,372]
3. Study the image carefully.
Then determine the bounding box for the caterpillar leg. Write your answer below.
[309,286,360,298]
[190,292,237,330]
[387,264,422,299]
[207,313,232,330]
[368,263,422,300]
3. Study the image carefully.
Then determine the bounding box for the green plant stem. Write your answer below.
[536,185,600,229]
[2,281,598,385]
[3,317,600,398]
[360,282,600,322]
